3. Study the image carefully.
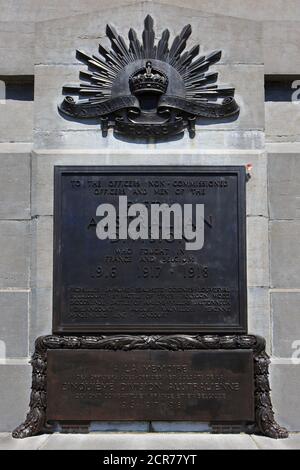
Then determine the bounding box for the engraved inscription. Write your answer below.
[63,370,237,406]
[46,350,254,421]
[68,287,232,320]
[53,167,247,332]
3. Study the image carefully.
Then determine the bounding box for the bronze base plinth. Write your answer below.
[13,334,288,439]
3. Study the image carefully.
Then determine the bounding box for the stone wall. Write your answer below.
[0,0,299,432]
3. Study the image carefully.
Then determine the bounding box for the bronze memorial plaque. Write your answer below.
[53,166,247,333]
[46,349,254,422]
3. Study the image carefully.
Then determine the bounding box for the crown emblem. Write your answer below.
[129,61,168,95]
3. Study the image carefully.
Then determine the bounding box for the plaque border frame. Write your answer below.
[52,166,247,334]
[12,334,288,439]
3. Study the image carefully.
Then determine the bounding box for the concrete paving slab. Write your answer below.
[1,432,299,450]
[252,433,300,449]
[0,433,51,450]
[39,433,258,450]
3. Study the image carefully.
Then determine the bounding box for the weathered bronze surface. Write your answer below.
[12,334,289,439]
[46,349,254,422]
[59,15,239,138]
[53,166,247,333]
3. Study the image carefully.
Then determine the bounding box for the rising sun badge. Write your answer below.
[59,15,239,139]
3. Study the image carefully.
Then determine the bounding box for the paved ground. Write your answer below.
[0,432,299,450]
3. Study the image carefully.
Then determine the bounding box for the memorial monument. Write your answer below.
[13,15,288,440]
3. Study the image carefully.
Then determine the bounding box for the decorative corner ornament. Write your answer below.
[59,15,239,139]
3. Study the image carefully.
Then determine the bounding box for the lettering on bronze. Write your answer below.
[53,166,247,333]
[46,350,254,422]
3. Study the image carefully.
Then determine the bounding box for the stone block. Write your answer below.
[263,21,300,75]
[270,362,300,431]
[272,292,300,358]
[0,100,33,143]
[247,216,269,287]
[2,0,300,23]
[0,364,31,432]
[0,221,31,288]
[0,21,34,75]
[34,129,264,151]
[248,287,270,352]
[0,0,138,22]
[34,4,262,66]
[29,288,52,353]
[268,152,300,220]
[157,1,300,22]
[265,103,300,142]
[31,217,53,289]
[0,292,28,358]
[270,220,300,288]
[0,152,31,219]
